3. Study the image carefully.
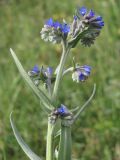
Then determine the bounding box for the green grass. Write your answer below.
[0,0,120,159]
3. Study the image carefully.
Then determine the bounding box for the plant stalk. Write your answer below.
[52,40,71,102]
[58,124,72,160]
[46,119,55,160]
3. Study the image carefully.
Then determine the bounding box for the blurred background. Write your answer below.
[0,0,120,159]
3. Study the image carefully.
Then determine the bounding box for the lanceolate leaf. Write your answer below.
[70,106,79,113]
[73,84,96,122]
[10,48,54,113]
[10,113,42,160]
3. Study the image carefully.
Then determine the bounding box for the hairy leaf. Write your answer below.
[73,84,96,122]
[10,113,42,160]
[10,48,54,113]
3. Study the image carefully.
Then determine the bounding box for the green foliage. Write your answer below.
[10,114,41,160]
[0,0,120,159]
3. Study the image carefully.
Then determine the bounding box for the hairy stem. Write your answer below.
[46,120,55,160]
[58,124,72,160]
[52,40,71,102]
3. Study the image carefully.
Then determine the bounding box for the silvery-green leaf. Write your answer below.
[10,48,54,113]
[70,106,79,113]
[72,84,96,123]
[10,113,42,160]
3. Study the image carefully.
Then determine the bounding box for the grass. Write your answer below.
[0,0,120,159]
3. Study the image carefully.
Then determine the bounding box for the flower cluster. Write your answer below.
[40,18,70,44]
[70,6,104,46]
[72,65,92,82]
[79,7,104,28]
[40,7,104,47]
[28,65,54,86]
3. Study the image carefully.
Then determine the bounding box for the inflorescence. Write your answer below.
[41,6,104,46]
[28,6,104,118]
[73,6,104,46]
[28,65,54,87]
[41,18,70,44]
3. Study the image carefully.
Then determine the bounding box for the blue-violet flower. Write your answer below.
[40,18,70,44]
[70,6,104,46]
[72,65,92,82]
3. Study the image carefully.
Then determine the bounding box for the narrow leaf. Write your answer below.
[10,48,54,113]
[73,84,96,122]
[70,106,79,113]
[10,113,42,160]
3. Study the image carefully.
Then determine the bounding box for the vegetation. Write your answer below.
[0,0,120,159]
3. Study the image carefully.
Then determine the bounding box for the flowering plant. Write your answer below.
[10,6,104,160]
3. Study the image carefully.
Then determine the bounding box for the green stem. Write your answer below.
[58,124,72,160]
[46,119,55,160]
[52,40,71,102]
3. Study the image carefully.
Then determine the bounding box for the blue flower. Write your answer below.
[45,67,53,78]
[72,6,104,46]
[41,18,70,44]
[86,10,104,29]
[45,18,54,27]
[45,18,70,34]
[95,16,102,21]
[27,65,40,85]
[82,65,92,76]
[53,21,61,29]
[72,65,92,82]
[97,21,104,27]
[79,73,86,81]
[32,65,40,74]
[77,7,104,30]
[79,6,87,16]
[89,16,104,28]
[61,23,70,34]
[74,15,77,20]
[57,104,69,116]
[87,10,95,19]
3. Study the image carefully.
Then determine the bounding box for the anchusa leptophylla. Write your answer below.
[10,6,104,160]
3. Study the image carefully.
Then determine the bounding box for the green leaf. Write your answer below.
[73,84,96,122]
[70,106,79,113]
[10,48,54,113]
[10,113,42,160]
